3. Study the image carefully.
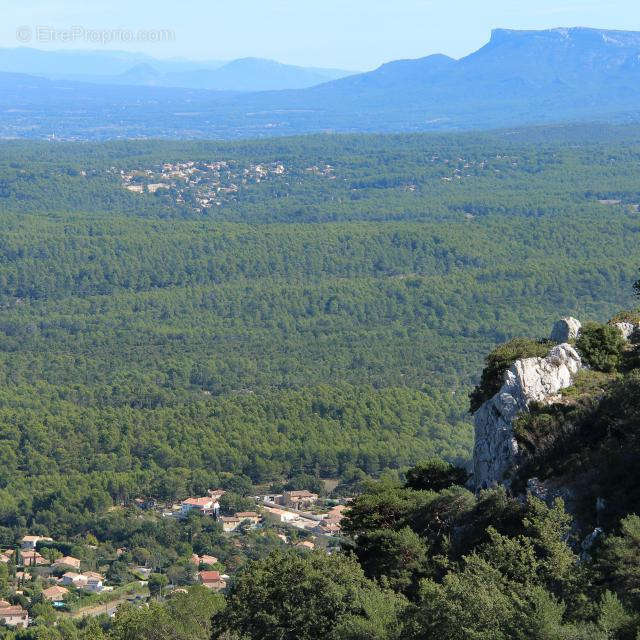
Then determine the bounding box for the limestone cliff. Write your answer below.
[473,341,582,490]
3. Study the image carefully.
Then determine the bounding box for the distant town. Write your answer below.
[112,160,336,212]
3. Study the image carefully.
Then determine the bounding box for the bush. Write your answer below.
[576,323,626,372]
[469,338,553,412]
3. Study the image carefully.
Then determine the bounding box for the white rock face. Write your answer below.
[550,317,582,343]
[473,343,582,490]
[614,322,636,340]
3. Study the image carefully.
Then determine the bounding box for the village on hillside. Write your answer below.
[0,487,348,630]
[110,160,336,212]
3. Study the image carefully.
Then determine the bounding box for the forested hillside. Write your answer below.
[0,125,639,536]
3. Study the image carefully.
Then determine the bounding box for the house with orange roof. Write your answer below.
[198,570,226,591]
[82,572,105,593]
[296,540,316,550]
[235,512,261,526]
[82,571,104,580]
[180,496,219,517]
[190,554,219,567]
[20,550,48,566]
[0,605,29,629]
[53,556,81,571]
[42,585,69,603]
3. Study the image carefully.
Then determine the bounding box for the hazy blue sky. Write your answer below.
[3,0,639,69]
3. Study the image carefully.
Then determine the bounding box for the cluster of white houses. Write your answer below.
[118,159,289,211]
[173,487,347,539]
[0,536,113,627]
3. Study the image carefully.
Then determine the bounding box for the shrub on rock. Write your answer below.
[576,323,625,372]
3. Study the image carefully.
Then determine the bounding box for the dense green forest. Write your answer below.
[0,125,638,540]
[4,307,640,639]
[0,123,638,637]
[209,303,640,640]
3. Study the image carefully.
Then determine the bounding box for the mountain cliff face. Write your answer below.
[472,314,640,515]
[307,27,640,106]
[473,340,582,490]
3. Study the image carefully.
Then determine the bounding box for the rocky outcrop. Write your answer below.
[614,322,636,340]
[473,342,582,490]
[550,317,581,343]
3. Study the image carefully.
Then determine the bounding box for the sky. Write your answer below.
[2,0,640,70]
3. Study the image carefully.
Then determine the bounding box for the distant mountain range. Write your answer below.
[0,47,355,91]
[2,28,640,139]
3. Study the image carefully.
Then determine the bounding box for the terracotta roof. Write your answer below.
[235,512,260,518]
[21,550,47,564]
[83,571,104,580]
[200,555,218,564]
[199,570,221,582]
[42,586,69,600]
[0,606,27,616]
[21,535,53,543]
[182,497,213,507]
[329,505,347,515]
[56,556,81,567]
[296,541,315,549]
[265,507,295,516]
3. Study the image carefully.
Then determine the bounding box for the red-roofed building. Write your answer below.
[54,556,81,571]
[0,605,29,629]
[235,512,261,525]
[42,586,68,603]
[198,570,226,591]
[296,540,315,550]
[191,554,219,567]
[20,550,48,566]
[180,497,219,517]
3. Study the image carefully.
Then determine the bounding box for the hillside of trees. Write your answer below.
[4,302,640,639]
[0,126,638,535]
